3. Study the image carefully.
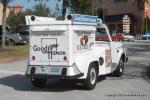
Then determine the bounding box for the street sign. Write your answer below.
[122,15,130,33]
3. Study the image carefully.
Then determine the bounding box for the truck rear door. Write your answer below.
[29,31,69,66]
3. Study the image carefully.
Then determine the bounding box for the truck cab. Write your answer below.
[25,14,128,90]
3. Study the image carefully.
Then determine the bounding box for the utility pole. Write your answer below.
[62,0,68,19]
[92,0,95,15]
[1,0,13,48]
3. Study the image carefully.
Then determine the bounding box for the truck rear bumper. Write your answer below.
[25,63,84,79]
[25,73,84,80]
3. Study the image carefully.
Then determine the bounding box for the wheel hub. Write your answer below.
[90,68,96,85]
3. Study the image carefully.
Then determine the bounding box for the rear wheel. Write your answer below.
[114,58,124,77]
[84,64,98,90]
[31,78,47,87]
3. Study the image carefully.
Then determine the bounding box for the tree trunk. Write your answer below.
[1,1,7,48]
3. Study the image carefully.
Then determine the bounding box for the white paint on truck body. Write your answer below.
[25,15,127,80]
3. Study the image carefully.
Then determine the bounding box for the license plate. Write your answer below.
[50,67,59,72]
[36,67,49,74]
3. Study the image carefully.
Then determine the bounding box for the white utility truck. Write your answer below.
[25,14,128,90]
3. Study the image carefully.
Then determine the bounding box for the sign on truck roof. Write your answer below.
[69,14,102,25]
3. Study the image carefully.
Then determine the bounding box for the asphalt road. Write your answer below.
[0,40,150,100]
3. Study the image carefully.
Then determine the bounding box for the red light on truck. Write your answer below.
[67,15,72,20]
[31,16,35,21]
[63,56,67,61]
[32,56,35,60]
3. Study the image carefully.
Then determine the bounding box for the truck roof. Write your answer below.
[25,14,103,26]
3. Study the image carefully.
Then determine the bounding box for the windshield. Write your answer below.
[96,28,110,41]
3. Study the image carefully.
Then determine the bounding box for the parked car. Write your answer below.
[123,34,135,42]
[111,33,124,41]
[6,31,29,45]
[135,34,143,40]
[142,33,150,40]
[97,31,124,41]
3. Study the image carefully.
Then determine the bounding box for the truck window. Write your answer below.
[96,28,110,42]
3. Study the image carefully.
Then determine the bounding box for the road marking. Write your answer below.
[0,69,24,75]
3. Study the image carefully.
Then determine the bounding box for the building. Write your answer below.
[94,0,150,35]
[10,3,23,15]
[0,3,11,26]
[145,0,150,18]
[0,3,23,34]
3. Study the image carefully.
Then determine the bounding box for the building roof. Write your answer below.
[105,13,135,23]
[13,3,23,8]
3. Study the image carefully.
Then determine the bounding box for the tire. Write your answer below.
[31,78,47,87]
[9,40,15,46]
[84,64,98,90]
[114,58,124,77]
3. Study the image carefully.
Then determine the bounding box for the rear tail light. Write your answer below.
[32,56,35,60]
[63,56,67,61]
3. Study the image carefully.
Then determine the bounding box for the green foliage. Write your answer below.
[32,3,51,16]
[137,0,145,10]
[54,3,61,17]
[56,16,63,20]
[6,12,25,30]
[137,0,148,10]
[69,0,93,15]
[6,3,52,30]
[0,45,28,59]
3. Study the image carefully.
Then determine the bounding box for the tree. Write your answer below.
[136,0,149,33]
[6,3,52,32]
[32,3,51,16]
[6,11,26,31]
[136,0,148,10]
[0,0,14,48]
[69,0,93,15]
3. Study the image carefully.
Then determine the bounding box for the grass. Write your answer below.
[0,45,28,59]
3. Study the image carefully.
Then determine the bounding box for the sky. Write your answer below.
[10,0,61,12]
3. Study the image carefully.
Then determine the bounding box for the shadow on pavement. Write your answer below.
[0,74,82,92]
[0,74,105,92]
